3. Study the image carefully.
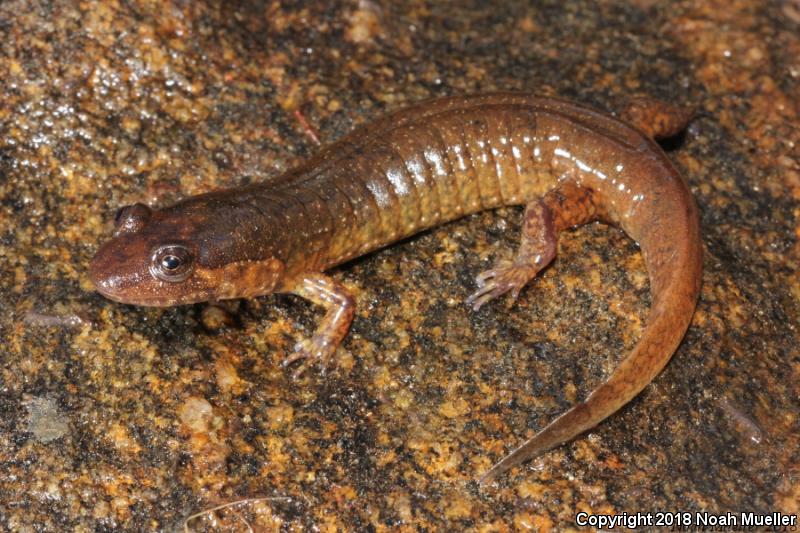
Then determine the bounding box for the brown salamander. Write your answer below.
[90,93,702,483]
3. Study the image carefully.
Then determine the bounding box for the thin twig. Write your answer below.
[183,497,293,533]
[293,109,321,145]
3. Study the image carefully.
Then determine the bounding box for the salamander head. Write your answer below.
[90,201,286,306]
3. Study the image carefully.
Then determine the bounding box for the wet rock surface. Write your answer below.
[0,0,797,530]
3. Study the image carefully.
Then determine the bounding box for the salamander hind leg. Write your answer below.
[476,181,609,483]
[283,273,355,378]
[467,181,603,311]
[467,200,556,311]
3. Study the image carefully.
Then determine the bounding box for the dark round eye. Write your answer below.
[150,244,194,282]
[161,255,182,271]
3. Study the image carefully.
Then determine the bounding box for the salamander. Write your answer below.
[90,92,702,483]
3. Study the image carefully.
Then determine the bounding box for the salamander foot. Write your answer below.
[283,336,339,378]
[283,273,355,378]
[467,259,543,311]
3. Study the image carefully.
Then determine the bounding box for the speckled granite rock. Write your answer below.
[0,0,797,531]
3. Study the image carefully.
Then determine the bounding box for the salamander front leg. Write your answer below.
[282,273,355,378]
[467,182,603,311]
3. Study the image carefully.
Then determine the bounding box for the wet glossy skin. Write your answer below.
[90,92,702,482]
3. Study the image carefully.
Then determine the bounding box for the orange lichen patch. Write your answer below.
[370,364,395,390]
[391,388,414,410]
[517,15,540,33]
[277,80,304,112]
[375,447,398,468]
[199,304,237,331]
[476,520,514,533]
[602,452,624,471]
[345,3,383,44]
[386,490,414,523]
[514,512,554,532]
[107,423,142,455]
[252,315,298,357]
[209,341,249,395]
[95,470,139,523]
[562,381,578,404]
[433,442,464,476]
[570,438,600,465]
[213,356,244,395]
[442,490,473,520]
[328,483,358,508]
[264,403,295,431]
[407,431,463,478]
[257,435,292,478]
[438,396,470,419]
[517,480,550,499]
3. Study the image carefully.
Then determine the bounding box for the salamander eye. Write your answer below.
[150,244,194,282]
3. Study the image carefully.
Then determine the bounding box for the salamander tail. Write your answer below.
[480,187,701,484]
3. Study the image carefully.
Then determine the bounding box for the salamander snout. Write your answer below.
[89,234,163,306]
